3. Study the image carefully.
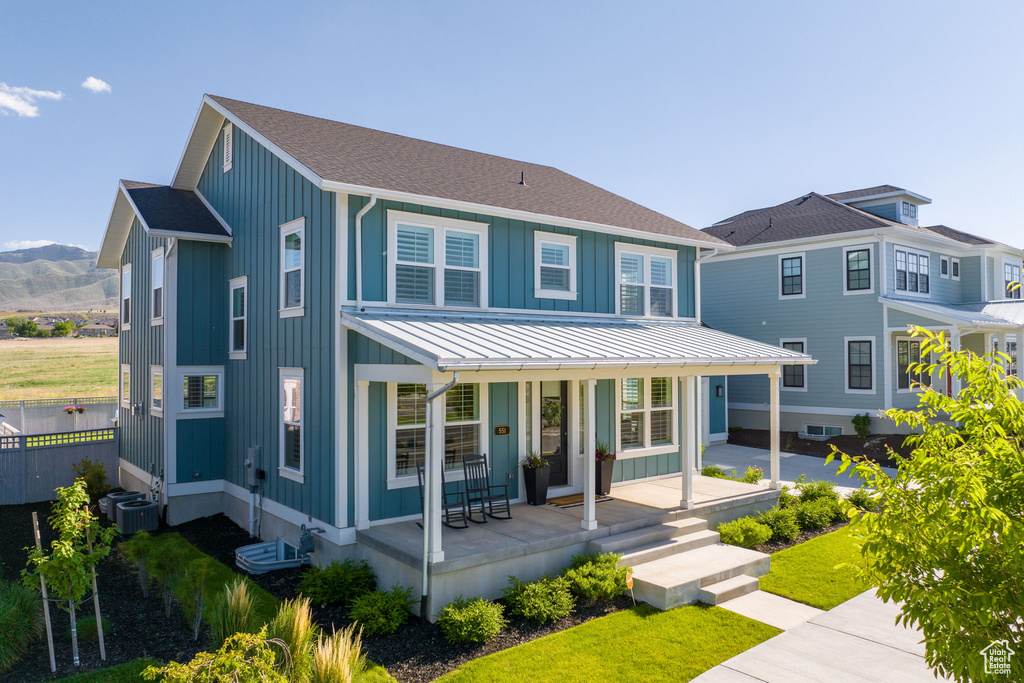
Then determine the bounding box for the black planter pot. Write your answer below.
[524,466,550,506]
[596,459,614,496]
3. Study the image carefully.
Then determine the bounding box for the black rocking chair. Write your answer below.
[416,462,469,529]
[462,454,512,523]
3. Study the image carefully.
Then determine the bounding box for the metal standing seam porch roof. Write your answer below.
[342,311,815,372]
[881,297,1022,329]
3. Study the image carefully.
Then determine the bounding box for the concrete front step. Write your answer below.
[619,529,721,566]
[697,574,760,605]
[587,517,709,555]
[631,543,771,610]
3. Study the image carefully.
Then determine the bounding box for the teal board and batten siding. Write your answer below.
[119,217,164,477]
[195,123,338,523]
[709,376,727,434]
[702,244,884,411]
[859,203,899,222]
[348,196,697,317]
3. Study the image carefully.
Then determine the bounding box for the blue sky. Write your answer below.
[1,1,1022,252]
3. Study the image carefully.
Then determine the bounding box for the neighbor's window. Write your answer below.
[806,424,842,437]
[901,201,917,219]
[619,377,674,451]
[845,248,871,291]
[894,248,929,294]
[1004,262,1022,300]
[183,374,219,410]
[897,339,931,391]
[150,366,163,415]
[616,245,676,317]
[780,255,804,297]
[940,256,949,278]
[392,382,480,479]
[121,365,131,408]
[121,264,132,329]
[781,341,806,388]
[280,368,303,478]
[951,258,960,280]
[1008,341,1018,376]
[534,232,577,300]
[280,219,305,315]
[151,248,164,323]
[229,276,247,359]
[847,340,873,391]
[222,123,233,172]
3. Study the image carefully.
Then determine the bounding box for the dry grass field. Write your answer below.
[0,337,118,400]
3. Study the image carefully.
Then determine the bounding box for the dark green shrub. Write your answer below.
[778,485,798,509]
[348,585,413,636]
[851,413,871,438]
[700,464,730,479]
[729,425,742,433]
[794,498,842,530]
[846,488,879,511]
[717,517,771,548]
[67,615,108,641]
[562,553,630,602]
[795,477,839,503]
[739,466,764,484]
[73,458,112,500]
[0,581,42,673]
[437,597,506,644]
[142,629,286,682]
[757,506,800,542]
[503,575,575,623]
[298,559,376,608]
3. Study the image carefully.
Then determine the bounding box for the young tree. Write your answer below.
[53,321,74,337]
[830,327,1024,682]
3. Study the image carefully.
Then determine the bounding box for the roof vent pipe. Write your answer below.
[355,195,378,310]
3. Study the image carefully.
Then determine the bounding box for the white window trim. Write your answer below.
[179,365,225,418]
[895,336,930,394]
[385,381,488,489]
[951,257,960,281]
[844,336,876,394]
[805,424,843,437]
[121,263,132,331]
[614,377,678,457]
[778,252,806,300]
[939,256,950,279]
[842,245,874,295]
[150,365,164,417]
[279,367,304,483]
[150,247,165,325]
[385,210,490,310]
[779,338,808,392]
[229,276,248,360]
[534,231,578,301]
[1001,257,1022,300]
[222,123,233,173]
[893,245,931,298]
[120,364,131,408]
[614,243,679,317]
[279,218,305,317]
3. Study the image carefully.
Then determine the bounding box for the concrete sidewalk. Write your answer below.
[703,443,897,493]
[693,590,947,682]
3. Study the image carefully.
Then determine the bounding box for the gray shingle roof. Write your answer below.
[826,185,905,201]
[920,224,993,246]
[207,95,725,246]
[122,181,229,238]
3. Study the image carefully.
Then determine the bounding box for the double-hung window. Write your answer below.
[279,368,303,482]
[897,339,931,391]
[940,256,949,279]
[150,366,163,416]
[388,211,489,308]
[846,339,874,392]
[180,366,224,417]
[951,258,960,280]
[618,377,674,452]
[901,201,917,219]
[534,232,577,300]
[151,248,164,324]
[121,264,132,330]
[1004,261,1022,299]
[894,247,929,294]
[390,382,481,484]
[229,276,247,360]
[845,248,871,292]
[780,340,806,389]
[120,365,131,408]
[779,254,804,297]
[616,244,677,317]
[280,219,305,316]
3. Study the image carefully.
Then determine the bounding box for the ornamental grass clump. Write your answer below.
[562,552,630,602]
[437,596,506,644]
[179,557,219,640]
[717,517,771,548]
[120,530,154,598]
[311,624,366,683]
[348,585,413,636]
[0,580,43,673]
[150,543,187,618]
[503,575,575,623]
[756,506,801,542]
[267,597,317,682]
[210,578,261,646]
[298,559,376,608]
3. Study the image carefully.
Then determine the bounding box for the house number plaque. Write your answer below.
[493,425,511,436]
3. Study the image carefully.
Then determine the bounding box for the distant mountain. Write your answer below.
[0,244,117,312]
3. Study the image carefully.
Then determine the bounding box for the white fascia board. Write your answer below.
[836,189,932,205]
[147,230,233,244]
[96,187,136,269]
[194,187,233,236]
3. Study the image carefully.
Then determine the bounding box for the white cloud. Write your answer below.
[81,77,111,94]
[0,82,64,117]
[2,240,56,251]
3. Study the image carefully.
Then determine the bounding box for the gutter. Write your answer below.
[354,195,378,310]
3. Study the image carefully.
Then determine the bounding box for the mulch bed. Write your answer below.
[728,428,908,469]
[754,519,851,554]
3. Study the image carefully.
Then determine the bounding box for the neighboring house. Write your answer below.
[0,320,11,340]
[701,185,1024,436]
[79,323,115,338]
[96,95,809,613]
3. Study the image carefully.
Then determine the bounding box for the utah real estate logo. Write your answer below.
[981,640,1015,676]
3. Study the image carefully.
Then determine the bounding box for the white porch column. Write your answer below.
[425,384,445,562]
[680,375,695,509]
[997,331,1008,374]
[951,330,962,396]
[581,380,597,531]
[355,380,370,530]
[769,368,781,490]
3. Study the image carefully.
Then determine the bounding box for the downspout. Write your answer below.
[693,247,719,324]
[421,371,459,622]
[354,195,378,310]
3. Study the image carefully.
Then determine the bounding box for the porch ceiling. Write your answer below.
[342,310,814,372]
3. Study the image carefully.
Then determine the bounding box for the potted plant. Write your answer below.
[595,441,616,496]
[520,448,550,506]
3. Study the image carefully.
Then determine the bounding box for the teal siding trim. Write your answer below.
[709,376,727,433]
[119,217,165,478]
[349,196,697,317]
[196,124,337,523]
[859,202,899,222]
[176,419,226,482]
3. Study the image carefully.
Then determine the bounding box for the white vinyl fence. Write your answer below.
[0,428,119,505]
[0,397,118,435]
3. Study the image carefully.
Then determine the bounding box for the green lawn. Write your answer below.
[0,337,118,400]
[759,524,874,610]
[438,604,779,683]
[55,658,161,682]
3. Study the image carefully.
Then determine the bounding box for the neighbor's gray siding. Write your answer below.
[960,256,982,301]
